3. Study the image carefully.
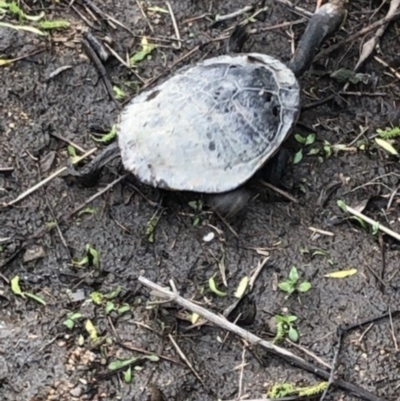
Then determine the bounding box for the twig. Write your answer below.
[285,339,331,369]
[49,131,87,153]
[4,148,97,207]
[315,10,400,62]
[354,0,400,71]
[273,0,313,18]
[259,180,299,203]
[341,204,400,241]
[135,0,154,33]
[374,55,400,80]
[60,174,127,220]
[81,38,118,106]
[166,1,181,49]
[0,167,14,173]
[249,18,306,34]
[319,332,343,401]
[168,334,206,388]
[237,347,247,399]
[215,5,253,22]
[249,256,270,290]
[139,276,387,401]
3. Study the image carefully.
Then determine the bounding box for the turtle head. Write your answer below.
[288,0,348,77]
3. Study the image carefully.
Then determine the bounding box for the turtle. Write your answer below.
[69,0,347,218]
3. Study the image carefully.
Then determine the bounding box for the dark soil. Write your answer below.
[1,1,400,400]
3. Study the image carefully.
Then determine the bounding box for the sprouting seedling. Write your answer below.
[293,133,316,164]
[278,266,311,295]
[188,199,204,226]
[273,314,299,343]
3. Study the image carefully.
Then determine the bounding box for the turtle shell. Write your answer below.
[117,53,301,194]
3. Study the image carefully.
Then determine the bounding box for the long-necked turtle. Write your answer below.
[71,1,347,218]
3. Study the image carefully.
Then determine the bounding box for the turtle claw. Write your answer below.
[61,142,121,187]
[208,187,251,220]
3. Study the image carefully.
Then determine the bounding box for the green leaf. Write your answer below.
[209,275,227,297]
[87,245,100,268]
[85,319,98,340]
[305,133,316,145]
[377,126,400,139]
[105,301,115,314]
[91,125,117,143]
[63,319,75,330]
[24,292,46,305]
[337,200,347,212]
[11,275,24,297]
[124,367,132,383]
[105,286,122,300]
[288,326,299,342]
[118,304,131,315]
[278,282,293,294]
[113,86,126,100]
[130,37,156,65]
[375,137,398,155]
[293,150,303,164]
[308,147,320,155]
[144,354,159,362]
[90,291,104,305]
[289,266,299,283]
[294,134,306,144]
[286,315,298,323]
[147,6,169,13]
[38,20,70,30]
[298,281,312,292]
[108,357,138,371]
[0,21,46,35]
[234,276,249,298]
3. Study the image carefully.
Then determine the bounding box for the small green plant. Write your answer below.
[278,266,311,295]
[268,381,328,398]
[377,126,400,139]
[63,312,83,329]
[188,199,204,226]
[293,133,316,164]
[91,125,117,143]
[73,244,100,268]
[273,314,299,343]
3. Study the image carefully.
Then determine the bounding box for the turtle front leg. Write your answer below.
[261,148,290,186]
[207,187,251,220]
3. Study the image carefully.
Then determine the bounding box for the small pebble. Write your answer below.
[70,387,82,397]
[23,245,46,263]
[203,232,215,242]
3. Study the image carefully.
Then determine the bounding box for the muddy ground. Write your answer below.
[1,0,400,400]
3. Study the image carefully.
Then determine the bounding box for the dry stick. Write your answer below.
[342,204,400,242]
[0,167,14,173]
[166,1,181,49]
[4,148,97,207]
[138,276,387,401]
[168,334,207,388]
[273,0,313,18]
[354,0,400,71]
[374,55,400,80]
[215,5,253,22]
[314,10,400,62]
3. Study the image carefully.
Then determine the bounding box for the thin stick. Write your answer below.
[341,204,400,241]
[273,0,313,18]
[0,167,14,173]
[166,1,181,49]
[168,334,206,387]
[215,5,253,22]
[4,148,97,207]
[259,180,299,203]
[138,276,387,401]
